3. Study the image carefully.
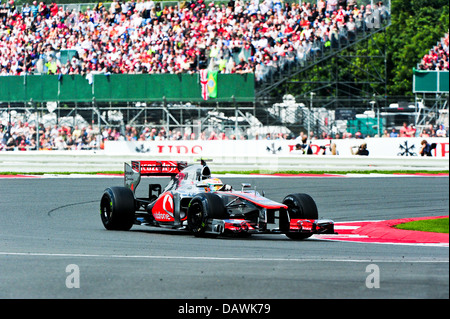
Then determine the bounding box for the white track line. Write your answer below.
[0,251,447,263]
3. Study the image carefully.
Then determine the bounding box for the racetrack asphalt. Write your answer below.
[0,174,448,300]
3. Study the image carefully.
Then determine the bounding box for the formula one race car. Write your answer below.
[100,160,336,239]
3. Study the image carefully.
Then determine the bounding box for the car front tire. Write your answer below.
[283,193,318,240]
[187,193,225,237]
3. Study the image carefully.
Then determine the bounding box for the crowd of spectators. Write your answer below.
[1,119,446,151]
[381,122,447,138]
[0,121,100,151]
[0,0,389,80]
[417,33,449,71]
[1,1,447,152]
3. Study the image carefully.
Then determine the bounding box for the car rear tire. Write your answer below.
[187,193,225,237]
[100,187,135,231]
[283,193,318,240]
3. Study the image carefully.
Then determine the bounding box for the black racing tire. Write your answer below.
[283,193,318,240]
[187,193,226,237]
[100,187,135,231]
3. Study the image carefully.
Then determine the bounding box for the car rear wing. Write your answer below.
[125,160,188,192]
[131,160,188,176]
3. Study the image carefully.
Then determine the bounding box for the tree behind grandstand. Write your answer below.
[287,0,448,97]
[386,0,448,95]
[352,0,449,96]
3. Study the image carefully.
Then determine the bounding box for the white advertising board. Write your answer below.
[104,138,449,158]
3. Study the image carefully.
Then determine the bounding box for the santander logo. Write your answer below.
[152,192,176,221]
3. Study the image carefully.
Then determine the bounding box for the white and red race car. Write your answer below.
[100,160,336,239]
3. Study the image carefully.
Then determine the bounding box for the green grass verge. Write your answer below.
[395,217,449,233]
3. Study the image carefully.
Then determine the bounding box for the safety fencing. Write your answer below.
[0,138,448,173]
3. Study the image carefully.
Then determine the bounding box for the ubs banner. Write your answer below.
[104,138,449,158]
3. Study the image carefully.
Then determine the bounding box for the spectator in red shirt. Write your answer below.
[406,124,417,137]
[50,2,58,17]
[399,122,408,137]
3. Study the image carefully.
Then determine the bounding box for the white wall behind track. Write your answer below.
[0,138,448,173]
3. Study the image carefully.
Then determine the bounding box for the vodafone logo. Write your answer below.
[152,192,176,222]
[162,193,174,217]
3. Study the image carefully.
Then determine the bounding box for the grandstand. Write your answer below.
[2,0,441,142]
[413,32,449,134]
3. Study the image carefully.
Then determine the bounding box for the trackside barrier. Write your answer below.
[103,138,449,158]
[0,151,448,174]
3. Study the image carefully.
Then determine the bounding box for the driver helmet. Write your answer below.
[203,178,223,192]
